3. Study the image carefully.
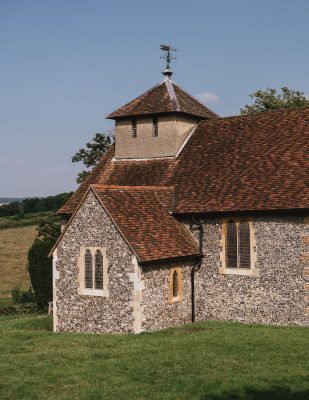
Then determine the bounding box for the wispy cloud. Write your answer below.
[195,92,220,104]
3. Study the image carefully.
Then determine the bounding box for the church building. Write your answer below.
[51,50,309,333]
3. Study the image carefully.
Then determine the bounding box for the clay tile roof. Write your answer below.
[172,108,309,213]
[106,80,218,119]
[92,185,199,263]
[59,107,309,217]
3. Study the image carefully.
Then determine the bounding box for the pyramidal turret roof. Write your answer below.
[106,79,219,119]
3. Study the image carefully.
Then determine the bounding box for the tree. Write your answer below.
[241,87,309,115]
[37,216,61,239]
[72,131,114,184]
[28,237,55,309]
[28,216,61,309]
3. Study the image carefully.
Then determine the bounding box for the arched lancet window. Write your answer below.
[239,221,251,269]
[84,249,93,289]
[172,270,178,298]
[95,249,103,290]
[226,220,237,269]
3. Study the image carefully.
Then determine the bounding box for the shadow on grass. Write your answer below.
[202,386,309,400]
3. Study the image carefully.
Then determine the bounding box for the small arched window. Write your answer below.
[226,220,237,268]
[84,249,93,289]
[239,221,251,269]
[95,250,103,289]
[172,270,178,298]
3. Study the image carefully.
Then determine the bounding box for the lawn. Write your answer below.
[0,226,37,298]
[0,316,308,400]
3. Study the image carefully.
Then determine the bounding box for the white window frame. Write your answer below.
[219,218,258,277]
[78,246,109,297]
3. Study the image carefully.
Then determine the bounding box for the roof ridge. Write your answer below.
[106,81,165,119]
[92,184,173,191]
[201,106,309,124]
[171,81,220,118]
[165,80,180,111]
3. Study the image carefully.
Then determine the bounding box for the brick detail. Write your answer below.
[304,283,309,291]
[301,236,309,245]
[304,268,309,278]
[302,253,309,263]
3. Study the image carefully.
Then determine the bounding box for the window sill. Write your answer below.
[219,267,259,277]
[79,289,109,297]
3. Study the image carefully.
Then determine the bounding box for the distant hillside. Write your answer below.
[0,192,73,217]
[0,198,25,204]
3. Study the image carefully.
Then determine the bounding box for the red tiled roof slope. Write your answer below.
[106,80,218,119]
[60,108,309,216]
[173,108,309,212]
[92,185,199,262]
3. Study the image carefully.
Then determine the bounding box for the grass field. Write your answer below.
[0,226,37,299]
[0,316,308,400]
[0,211,53,230]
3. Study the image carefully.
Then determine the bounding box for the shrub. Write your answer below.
[11,286,35,304]
[28,237,55,310]
[0,303,38,316]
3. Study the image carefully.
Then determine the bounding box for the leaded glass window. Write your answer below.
[84,249,93,289]
[226,220,252,269]
[227,221,238,268]
[95,250,103,290]
[239,221,251,269]
[173,270,178,298]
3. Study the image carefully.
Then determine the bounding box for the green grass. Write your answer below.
[0,211,53,230]
[0,298,13,307]
[0,316,308,400]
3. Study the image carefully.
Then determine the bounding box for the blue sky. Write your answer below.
[1,0,309,197]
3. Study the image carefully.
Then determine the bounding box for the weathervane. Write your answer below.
[160,44,177,79]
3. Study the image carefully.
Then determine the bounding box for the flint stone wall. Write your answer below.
[54,191,135,333]
[191,215,309,326]
[141,261,194,331]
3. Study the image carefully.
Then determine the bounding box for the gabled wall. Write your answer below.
[115,114,197,159]
[53,191,137,333]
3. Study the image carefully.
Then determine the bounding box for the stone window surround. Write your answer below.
[78,246,109,297]
[219,218,258,277]
[168,267,183,303]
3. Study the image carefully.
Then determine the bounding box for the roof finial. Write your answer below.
[160,44,177,80]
